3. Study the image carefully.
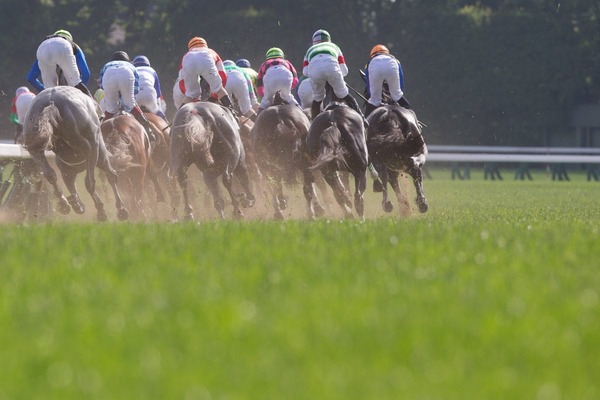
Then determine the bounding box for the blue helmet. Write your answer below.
[132,55,150,67]
[223,59,236,67]
[236,58,251,68]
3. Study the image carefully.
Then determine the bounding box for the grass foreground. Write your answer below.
[1,169,599,399]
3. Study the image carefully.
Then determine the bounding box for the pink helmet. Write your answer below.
[15,86,30,97]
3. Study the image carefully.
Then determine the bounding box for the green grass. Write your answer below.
[1,169,600,399]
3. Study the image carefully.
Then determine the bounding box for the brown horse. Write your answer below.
[367,105,428,215]
[307,102,368,220]
[100,113,150,219]
[22,86,129,221]
[170,101,255,220]
[251,102,325,220]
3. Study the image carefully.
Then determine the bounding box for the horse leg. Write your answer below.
[323,169,353,218]
[267,177,285,220]
[165,175,181,221]
[204,172,227,219]
[59,166,86,215]
[388,169,411,216]
[302,170,325,219]
[175,165,194,221]
[408,163,429,213]
[233,161,256,208]
[147,162,166,203]
[97,149,129,221]
[32,152,70,215]
[376,163,394,213]
[354,170,367,221]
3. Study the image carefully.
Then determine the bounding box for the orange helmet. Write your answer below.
[188,37,207,50]
[370,44,390,58]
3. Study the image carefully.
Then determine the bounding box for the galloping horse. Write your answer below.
[100,114,150,219]
[251,102,325,220]
[366,106,428,215]
[22,86,129,221]
[170,101,255,220]
[307,102,368,220]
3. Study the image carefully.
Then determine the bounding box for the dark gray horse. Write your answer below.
[22,86,129,221]
[251,102,325,220]
[367,105,428,214]
[307,102,368,220]
[170,101,255,220]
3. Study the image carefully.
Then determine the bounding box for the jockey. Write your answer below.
[256,47,300,113]
[302,29,367,125]
[364,44,412,116]
[99,51,155,141]
[132,55,167,121]
[178,37,235,113]
[27,29,92,97]
[295,75,314,109]
[235,58,259,100]
[223,60,259,122]
[9,86,36,144]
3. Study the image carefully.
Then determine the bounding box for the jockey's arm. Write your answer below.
[27,61,45,93]
[75,48,91,85]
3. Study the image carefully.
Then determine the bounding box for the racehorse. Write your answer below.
[100,113,150,220]
[170,101,255,220]
[251,101,326,220]
[307,102,368,220]
[22,86,129,221]
[367,106,428,214]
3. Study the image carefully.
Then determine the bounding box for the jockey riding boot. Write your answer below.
[365,102,377,118]
[74,82,93,97]
[311,100,322,120]
[220,94,236,114]
[398,96,412,110]
[343,94,369,128]
[132,107,156,142]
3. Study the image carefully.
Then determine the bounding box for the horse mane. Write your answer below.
[23,101,61,152]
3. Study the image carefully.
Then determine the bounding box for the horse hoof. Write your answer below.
[274,211,285,220]
[277,196,288,210]
[97,211,108,222]
[383,201,394,213]
[117,208,130,221]
[241,195,255,208]
[417,199,429,213]
[373,180,383,193]
[314,203,326,218]
[57,200,71,215]
[183,213,194,222]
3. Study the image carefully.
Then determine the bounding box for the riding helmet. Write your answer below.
[54,29,73,41]
[112,51,130,62]
[223,60,236,67]
[266,47,284,60]
[370,44,390,58]
[188,37,207,50]
[132,55,150,67]
[15,86,30,96]
[236,59,251,68]
[312,29,331,44]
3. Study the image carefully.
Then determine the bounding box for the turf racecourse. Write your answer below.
[1,168,599,399]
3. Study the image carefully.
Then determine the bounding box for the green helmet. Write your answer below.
[265,47,284,60]
[54,29,73,41]
[312,29,330,44]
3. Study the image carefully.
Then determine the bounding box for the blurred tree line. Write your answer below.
[0,0,598,145]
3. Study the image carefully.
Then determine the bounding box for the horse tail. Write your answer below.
[184,113,214,166]
[310,123,349,172]
[23,102,61,152]
[105,128,134,171]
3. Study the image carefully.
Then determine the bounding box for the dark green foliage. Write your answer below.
[1,1,599,146]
